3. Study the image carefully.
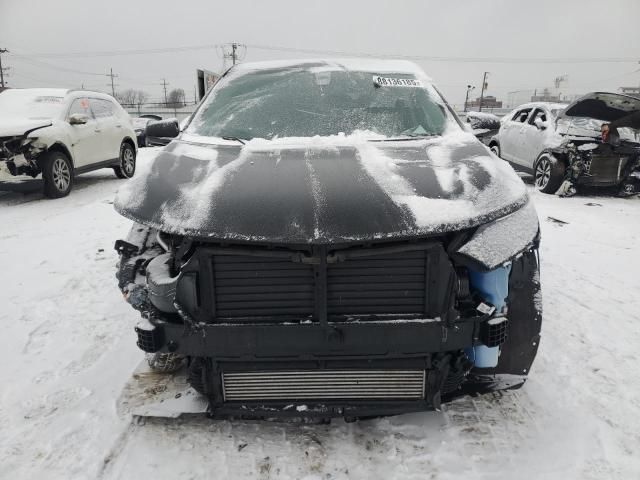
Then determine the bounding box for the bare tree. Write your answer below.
[167,88,185,108]
[116,89,149,111]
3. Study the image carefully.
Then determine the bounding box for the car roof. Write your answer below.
[68,89,117,100]
[1,88,117,102]
[231,58,432,80]
[1,87,70,97]
[511,102,568,112]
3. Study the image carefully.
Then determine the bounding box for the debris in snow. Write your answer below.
[546,216,569,226]
[237,443,248,451]
[585,202,603,207]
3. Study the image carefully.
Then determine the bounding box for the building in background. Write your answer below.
[466,95,503,109]
[531,88,561,103]
[619,86,640,99]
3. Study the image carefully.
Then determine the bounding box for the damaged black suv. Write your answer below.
[114,60,542,419]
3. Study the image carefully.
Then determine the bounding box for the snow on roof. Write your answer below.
[0,88,70,97]
[231,58,433,81]
[510,101,568,112]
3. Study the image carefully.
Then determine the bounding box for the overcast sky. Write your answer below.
[1,0,639,108]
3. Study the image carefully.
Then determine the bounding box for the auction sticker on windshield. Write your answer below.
[373,76,423,87]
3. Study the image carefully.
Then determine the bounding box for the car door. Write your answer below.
[89,98,120,162]
[500,108,532,163]
[519,108,550,169]
[66,97,102,168]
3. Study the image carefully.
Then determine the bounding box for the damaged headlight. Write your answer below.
[454,200,539,270]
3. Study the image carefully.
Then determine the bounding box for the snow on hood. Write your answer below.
[114,130,527,244]
[559,92,640,123]
[0,119,52,137]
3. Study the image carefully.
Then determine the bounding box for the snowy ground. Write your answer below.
[1,148,639,480]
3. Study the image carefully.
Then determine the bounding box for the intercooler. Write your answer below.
[221,369,426,401]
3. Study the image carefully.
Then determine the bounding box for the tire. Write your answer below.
[534,153,565,194]
[489,143,500,157]
[114,142,136,179]
[41,150,74,198]
[187,357,206,395]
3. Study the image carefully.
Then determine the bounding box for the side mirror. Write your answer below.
[68,113,89,125]
[146,119,180,139]
[534,117,548,130]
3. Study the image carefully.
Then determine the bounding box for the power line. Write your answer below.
[245,43,639,64]
[10,44,217,59]
[8,42,639,64]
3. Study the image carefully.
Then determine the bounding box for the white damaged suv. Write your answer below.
[0,88,137,198]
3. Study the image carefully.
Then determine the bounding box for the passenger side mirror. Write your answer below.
[146,119,180,139]
[534,117,548,130]
[68,113,89,125]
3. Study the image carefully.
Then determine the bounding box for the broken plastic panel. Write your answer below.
[467,264,512,368]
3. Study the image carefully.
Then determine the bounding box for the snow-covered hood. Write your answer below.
[559,92,640,123]
[0,119,52,137]
[114,132,528,243]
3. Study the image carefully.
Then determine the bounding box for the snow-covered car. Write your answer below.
[489,93,640,195]
[463,111,501,146]
[113,59,542,419]
[0,88,138,198]
[132,117,156,147]
[144,117,180,147]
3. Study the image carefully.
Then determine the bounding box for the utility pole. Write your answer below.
[107,68,119,96]
[161,78,169,106]
[0,48,9,88]
[478,72,489,112]
[221,43,246,69]
[464,85,475,112]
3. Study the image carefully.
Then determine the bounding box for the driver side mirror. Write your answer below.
[534,117,548,130]
[146,119,180,139]
[68,113,89,125]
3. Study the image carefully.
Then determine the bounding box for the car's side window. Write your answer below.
[90,99,114,119]
[68,97,93,119]
[529,109,547,125]
[511,108,532,123]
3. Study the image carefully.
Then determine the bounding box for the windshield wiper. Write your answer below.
[222,136,247,145]
[369,134,438,142]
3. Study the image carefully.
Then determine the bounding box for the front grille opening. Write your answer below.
[327,250,426,316]
[222,369,426,400]
[213,255,315,318]
[190,241,448,323]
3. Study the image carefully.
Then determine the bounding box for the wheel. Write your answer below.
[489,144,500,157]
[534,153,565,194]
[187,357,206,395]
[41,151,73,198]
[114,142,136,179]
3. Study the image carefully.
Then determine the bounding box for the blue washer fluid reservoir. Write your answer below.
[466,264,512,368]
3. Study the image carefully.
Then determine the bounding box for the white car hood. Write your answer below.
[0,119,53,137]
